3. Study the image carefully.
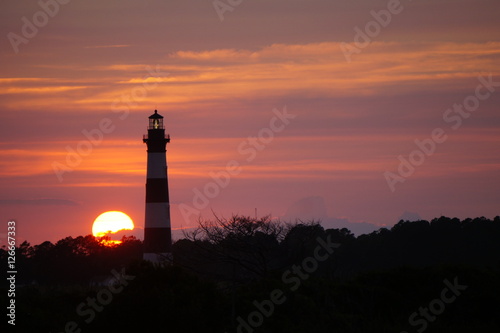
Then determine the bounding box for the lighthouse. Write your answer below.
[143,110,172,263]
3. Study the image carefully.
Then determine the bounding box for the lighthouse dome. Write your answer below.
[149,110,163,119]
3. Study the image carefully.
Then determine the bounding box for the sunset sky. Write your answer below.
[1,0,499,245]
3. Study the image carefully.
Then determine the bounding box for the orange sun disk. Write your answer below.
[92,211,135,246]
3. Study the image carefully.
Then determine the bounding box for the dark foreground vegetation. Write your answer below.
[1,216,500,333]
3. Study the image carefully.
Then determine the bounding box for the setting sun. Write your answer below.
[92,211,135,244]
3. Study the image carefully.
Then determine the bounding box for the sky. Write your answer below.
[0,0,499,245]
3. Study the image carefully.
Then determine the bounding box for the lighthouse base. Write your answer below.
[143,252,173,265]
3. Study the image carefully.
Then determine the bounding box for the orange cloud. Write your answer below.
[2,41,499,113]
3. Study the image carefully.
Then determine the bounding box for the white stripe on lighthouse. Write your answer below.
[145,202,171,228]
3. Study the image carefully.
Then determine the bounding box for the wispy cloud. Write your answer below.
[1,41,499,113]
[84,45,131,49]
[0,198,80,206]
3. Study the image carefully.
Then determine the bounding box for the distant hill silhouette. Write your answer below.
[284,196,379,235]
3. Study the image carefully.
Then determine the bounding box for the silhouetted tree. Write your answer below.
[182,214,287,280]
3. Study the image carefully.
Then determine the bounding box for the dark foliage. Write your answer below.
[1,215,499,333]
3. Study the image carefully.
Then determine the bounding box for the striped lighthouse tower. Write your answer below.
[143,110,172,263]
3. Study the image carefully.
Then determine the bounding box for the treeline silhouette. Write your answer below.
[1,216,499,332]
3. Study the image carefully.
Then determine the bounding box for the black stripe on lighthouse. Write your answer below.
[145,178,169,202]
[143,110,173,263]
[144,228,172,253]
